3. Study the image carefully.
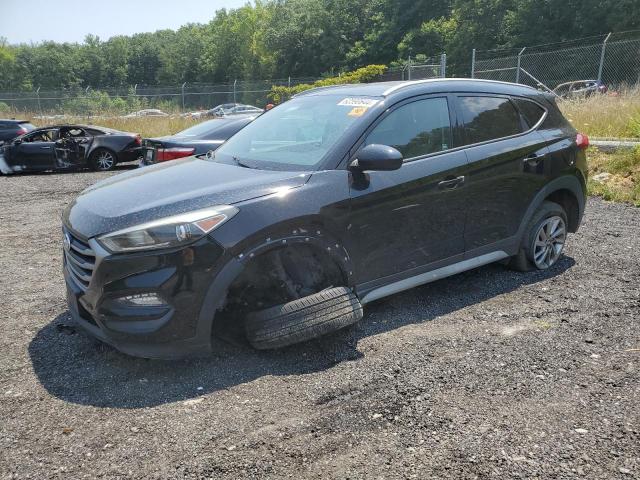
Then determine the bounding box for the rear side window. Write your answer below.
[512,98,546,129]
[365,97,451,159]
[458,96,522,145]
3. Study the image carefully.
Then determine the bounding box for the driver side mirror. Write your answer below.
[350,144,403,172]
[13,138,23,145]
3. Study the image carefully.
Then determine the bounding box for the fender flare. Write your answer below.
[516,174,586,243]
[197,229,356,345]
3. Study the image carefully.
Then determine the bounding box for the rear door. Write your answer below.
[455,94,549,254]
[348,95,469,286]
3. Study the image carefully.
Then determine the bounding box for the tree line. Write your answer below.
[0,0,637,92]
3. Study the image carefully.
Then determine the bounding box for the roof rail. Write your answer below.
[382,77,538,95]
[293,84,350,97]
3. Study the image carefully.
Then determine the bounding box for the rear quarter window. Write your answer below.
[458,96,522,145]
[512,98,546,129]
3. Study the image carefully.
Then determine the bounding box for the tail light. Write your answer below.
[576,133,589,150]
[156,147,195,162]
[134,134,142,145]
[18,127,28,135]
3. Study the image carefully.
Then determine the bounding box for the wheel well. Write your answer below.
[545,189,580,232]
[90,147,118,162]
[214,244,347,336]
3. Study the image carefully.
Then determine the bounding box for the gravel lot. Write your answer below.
[1,169,639,479]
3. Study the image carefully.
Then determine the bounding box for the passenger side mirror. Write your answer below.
[351,144,403,172]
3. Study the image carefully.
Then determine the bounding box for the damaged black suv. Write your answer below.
[63,79,588,358]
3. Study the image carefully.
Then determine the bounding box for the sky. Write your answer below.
[0,0,250,45]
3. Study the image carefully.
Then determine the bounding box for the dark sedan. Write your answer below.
[141,115,255,165]
[0,125,141,174]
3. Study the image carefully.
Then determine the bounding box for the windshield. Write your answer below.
[213,94,380,170]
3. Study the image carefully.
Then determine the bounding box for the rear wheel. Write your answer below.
[509,201,568,271]
[90,148,116,171]
[244,287,363,350]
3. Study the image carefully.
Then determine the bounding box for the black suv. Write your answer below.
[63,79,588,358]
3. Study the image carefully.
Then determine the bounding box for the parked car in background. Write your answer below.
[227,104,264,115]
[141,115,255,165]
[62,79,588,358]
[553,80,608,99]
[124,109,169,118]
[0,125,141,174]
[191,103,264,119]
[0,119,35,144]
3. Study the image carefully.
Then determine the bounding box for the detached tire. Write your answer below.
[245,287,363,350]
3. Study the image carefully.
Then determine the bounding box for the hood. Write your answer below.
[64,157,311,238]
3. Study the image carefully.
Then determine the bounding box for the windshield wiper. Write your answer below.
[232,156,253,169]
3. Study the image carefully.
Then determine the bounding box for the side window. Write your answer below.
[458,96,522,145]
[365,97,451,159]
[512,98,546,129]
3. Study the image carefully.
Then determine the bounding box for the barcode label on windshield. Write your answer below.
[337,98,379,108]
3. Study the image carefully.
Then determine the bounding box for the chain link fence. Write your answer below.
[0,57,446,117]
[472,30,640,95]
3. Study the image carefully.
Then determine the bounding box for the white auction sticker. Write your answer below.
[337,97,379,107]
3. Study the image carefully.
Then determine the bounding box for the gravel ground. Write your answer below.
[0,169,639,479]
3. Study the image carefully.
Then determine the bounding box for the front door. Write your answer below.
[347,96,468,287]
[7,129,58,170]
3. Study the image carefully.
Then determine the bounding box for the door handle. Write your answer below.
[40,146,51,150]
[438,176,465,189]
[523,153,543,166]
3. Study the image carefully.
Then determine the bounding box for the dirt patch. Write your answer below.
[0,170,639,479]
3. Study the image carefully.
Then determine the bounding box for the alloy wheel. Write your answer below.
[532,215,566,269]
[96,151,115,170]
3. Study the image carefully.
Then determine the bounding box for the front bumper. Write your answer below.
[63,231,226,359]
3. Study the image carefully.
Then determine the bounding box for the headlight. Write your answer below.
[97,205,238,253]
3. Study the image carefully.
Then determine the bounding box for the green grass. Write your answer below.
[560,88,640,139]
[587,147,640,207]
[30,115,204,138]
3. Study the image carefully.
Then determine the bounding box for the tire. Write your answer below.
[89,148,117,171]
[509,201,568,271]
[244,287,363,350]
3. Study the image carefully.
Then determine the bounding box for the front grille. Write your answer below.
[63,229,95,291]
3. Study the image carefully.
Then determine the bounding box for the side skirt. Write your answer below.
[360,251,509,305]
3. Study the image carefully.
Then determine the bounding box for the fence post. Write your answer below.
[407,57,412,80]
[440,53,447,78]
[516,47,526,83]
[288,76,291,88]
[181,82,187,111]
[233,79,237,104]
[471,49,476,78]
[598,32,612,84]
[36,86,41,115]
